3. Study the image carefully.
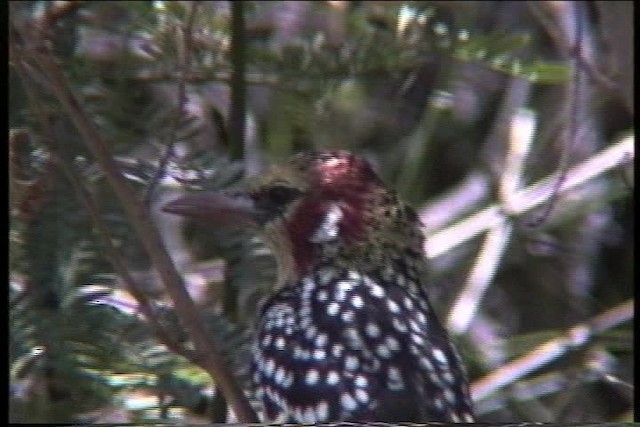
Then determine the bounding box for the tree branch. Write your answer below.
[11,16,258,423]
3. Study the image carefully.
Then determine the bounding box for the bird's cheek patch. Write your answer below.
[311,203,344,243]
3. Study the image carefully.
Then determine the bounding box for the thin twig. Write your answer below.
[527,1,585,229]
[447,99,536,334]
[425,135,634,258]
[12,20,258,423]
[15,56,198,366]
[471,299,634,401]
[145,1,201,206]
[527,1,617,92]
[229,0,247,160]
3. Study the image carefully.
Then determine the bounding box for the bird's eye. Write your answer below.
[264,185,302,206]
[251,185,302,224]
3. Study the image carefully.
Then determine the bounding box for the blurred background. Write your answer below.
[9,1,634,423]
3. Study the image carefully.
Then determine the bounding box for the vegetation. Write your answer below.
[9,1,633,423]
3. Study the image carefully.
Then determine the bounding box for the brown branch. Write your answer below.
[12,18,258,423]
[527,0,617,92]
[14,60,193,360]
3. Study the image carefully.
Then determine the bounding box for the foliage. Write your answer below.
[9,1,633,423]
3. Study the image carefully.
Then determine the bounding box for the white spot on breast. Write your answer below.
[387,366,404,390]
[315,333,328,348]
[444,388,456,404]
[313,349,326,360]
[302,277,315,291]
[254,385,264,398]
[355,388,369,403]
[316,401,329,421]
[403,296,414,310]
[345,355,359,371]
[274,366,285,385]
[347,270,362,281]
[416,311,427,325]
[365,322,380,338]
[299,306,311,318]
[419,355,434,371]
[388,366,400,380]
[393,318,408,332]
[327,371,339,385]
[317,289,328,302]
[331,343,344,357]
[265,358,276,376]
[327,302,340,316]
[354,375,368,388]
[340,392,357,411]
[293,345,302,359]
[302,406,316,423]
[433,348,449,366]
[341,309,355,323]
[368,281,386,298]
[292,407,302,422]
[275,336,286,349]
[429,371,444,386]
[304,325,318,340]
[385,336,400,351]
[337,280,354,292]
[282,372,294,388]
[433,396,444,409]
[411,333,424,345]
[335,288,347,302]
[305,369,319,385]
[351,295,364,308]
[293,346,311,361]
[396,274,407,286]
[261,334,273,347]
[387,300,400,313]
[442,370,455,384]
[255,353,264,369]
[377,343,392,358]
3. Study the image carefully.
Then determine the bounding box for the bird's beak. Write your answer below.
[162,191,258,228]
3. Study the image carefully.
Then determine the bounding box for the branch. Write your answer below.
[145,1,200,206]
[430,135,633,333]
[15,63,195,363]
[470,299,634,401]
[425,135,634,259]
[12,18,258,423]
[229,0,247,160]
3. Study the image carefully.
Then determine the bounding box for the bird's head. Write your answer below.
[164,151,424,286]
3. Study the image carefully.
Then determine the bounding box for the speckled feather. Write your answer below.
[248,151,474,423]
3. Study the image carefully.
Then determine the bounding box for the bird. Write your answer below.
[163,150,475,423]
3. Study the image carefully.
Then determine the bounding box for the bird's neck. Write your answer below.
[274,238,429,293]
